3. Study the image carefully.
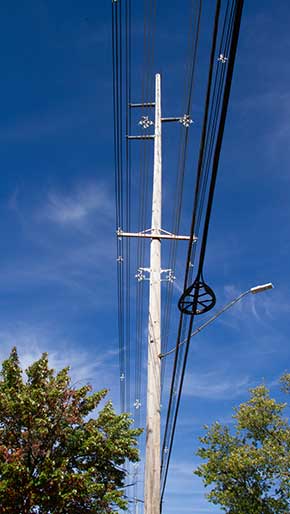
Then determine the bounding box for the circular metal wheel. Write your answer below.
[178,278,216,315]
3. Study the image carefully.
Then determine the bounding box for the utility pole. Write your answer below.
[144,73,162,514]
[119,73,195,514]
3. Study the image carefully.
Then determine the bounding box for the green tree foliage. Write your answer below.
[195,375,290,514]
[0,347,141,513]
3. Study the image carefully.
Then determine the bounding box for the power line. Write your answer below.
[160,0,222,488]
[161,0,244,505]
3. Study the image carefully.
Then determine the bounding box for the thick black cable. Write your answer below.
[194,0,235,243]
[181,0,222,297]
[161,0,221,477]
[162,0,203,389]
[160,310,195,508]
[161,0,202,392]
[197,0,244,276]
[161,0,244,504]
[186,0,235,288]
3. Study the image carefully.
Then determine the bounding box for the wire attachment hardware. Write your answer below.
[134,399,142,409]
[135,269,145,282]
[139,116,154,129]
[178,277,216,315]
[179,114,193,127]
[161,269,176,283]
[218,53,228,63]
[135,268,150,281]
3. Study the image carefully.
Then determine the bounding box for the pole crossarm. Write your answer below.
[161,117,182,123]
[127,135,155,140]
[117,228,195,241]
[162,114,193,127]
[129,102,155,108]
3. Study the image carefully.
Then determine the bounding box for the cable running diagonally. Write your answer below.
[161,0,203,395]
[161,0,222,481]
[161,0,244,505]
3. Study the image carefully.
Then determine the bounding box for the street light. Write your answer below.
[160,283,274,359]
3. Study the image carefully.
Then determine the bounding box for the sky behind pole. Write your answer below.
[0,1,289,513]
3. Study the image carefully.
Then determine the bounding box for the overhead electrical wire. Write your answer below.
[161,0,203,395]
[133,0,157,508]
[125,0,132,415]
[161,0,222,484]
[112,0,244,509]
[160,0,244,505]
[112,0,126,413]
[134,0,157,431]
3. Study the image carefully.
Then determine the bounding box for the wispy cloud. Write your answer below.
[0,180,116,308]
[221,283,290,326]
[0,323,118,397]
[184,371,251,400]
[43,181,113,227]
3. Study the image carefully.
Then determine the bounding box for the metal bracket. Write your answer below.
[161,269,176,283]
[127,135,154,140]
[129,102,155,108]
[134,399,142,409]
[117,227,195,241]
[139,116,154,129]
[161,114,193,127]
[135,267,176,283]
[179,114,193,127]
[135,268,150,282]
[218,53,228,63]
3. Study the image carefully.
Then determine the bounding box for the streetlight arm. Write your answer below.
[160,283,273,359]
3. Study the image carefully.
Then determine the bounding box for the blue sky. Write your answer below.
[0,1,289,513]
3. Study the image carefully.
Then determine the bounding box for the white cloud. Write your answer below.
[0,324,118,398]
[219,282,290,329]
[43,181,113,227]
[184,371,251,400]
[0,180,116,309]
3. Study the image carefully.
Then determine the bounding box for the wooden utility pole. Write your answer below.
[120,72,194,514]
[144,73,162,514]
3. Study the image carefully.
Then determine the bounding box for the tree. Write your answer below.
[0,347,141,513]
[195,374,290,514]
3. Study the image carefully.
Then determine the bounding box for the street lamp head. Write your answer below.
[250,283,274,295]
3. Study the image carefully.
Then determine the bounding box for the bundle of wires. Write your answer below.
[160,0,244,507]
[112,0,157,507]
